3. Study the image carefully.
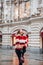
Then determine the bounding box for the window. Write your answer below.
[0,31,2,43]
[0,35,2,42]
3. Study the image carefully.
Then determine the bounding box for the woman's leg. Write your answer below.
[15,49,22,65]
[20,47,26,63]
[22,47,26,57]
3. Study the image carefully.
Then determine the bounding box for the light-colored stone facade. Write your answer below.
[0,0,43,50]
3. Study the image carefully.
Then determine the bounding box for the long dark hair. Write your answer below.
[17,30,20,34]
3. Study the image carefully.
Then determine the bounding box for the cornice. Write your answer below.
[30,16,43,21]
[0,18,31,27]
[0,16,43,27]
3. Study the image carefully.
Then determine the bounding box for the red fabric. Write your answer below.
[40,32,43,37]
[14,34,28,49]
[0,35,2,37]
[16,35,27,40]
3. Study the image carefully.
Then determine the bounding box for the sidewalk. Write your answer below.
[0,47,43,65]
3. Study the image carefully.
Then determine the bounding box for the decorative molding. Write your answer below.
[0,16,43,27]
[0,19,31,27]
[2,33,11,35]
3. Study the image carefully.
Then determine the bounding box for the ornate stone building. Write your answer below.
[0,0,43,51]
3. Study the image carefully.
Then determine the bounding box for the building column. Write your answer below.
[40,0,43,16]
[31,0,39,15]
[3,0,7,23]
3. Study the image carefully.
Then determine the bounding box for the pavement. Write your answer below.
[0,47,43,65]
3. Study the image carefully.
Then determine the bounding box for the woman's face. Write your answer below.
[20,29,23,35]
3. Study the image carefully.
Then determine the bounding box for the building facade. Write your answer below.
[0,0,43,51]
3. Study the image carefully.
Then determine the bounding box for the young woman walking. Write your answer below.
[14,29,28,65]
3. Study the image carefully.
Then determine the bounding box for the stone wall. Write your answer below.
[30,18,43,48]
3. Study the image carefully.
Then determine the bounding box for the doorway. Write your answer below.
[42,37,43,48]
[0,31,2,46]
[40,32,43,53]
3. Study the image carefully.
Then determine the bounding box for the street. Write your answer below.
[0,48,43,65]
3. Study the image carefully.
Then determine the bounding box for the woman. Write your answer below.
[14,29,28,65]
